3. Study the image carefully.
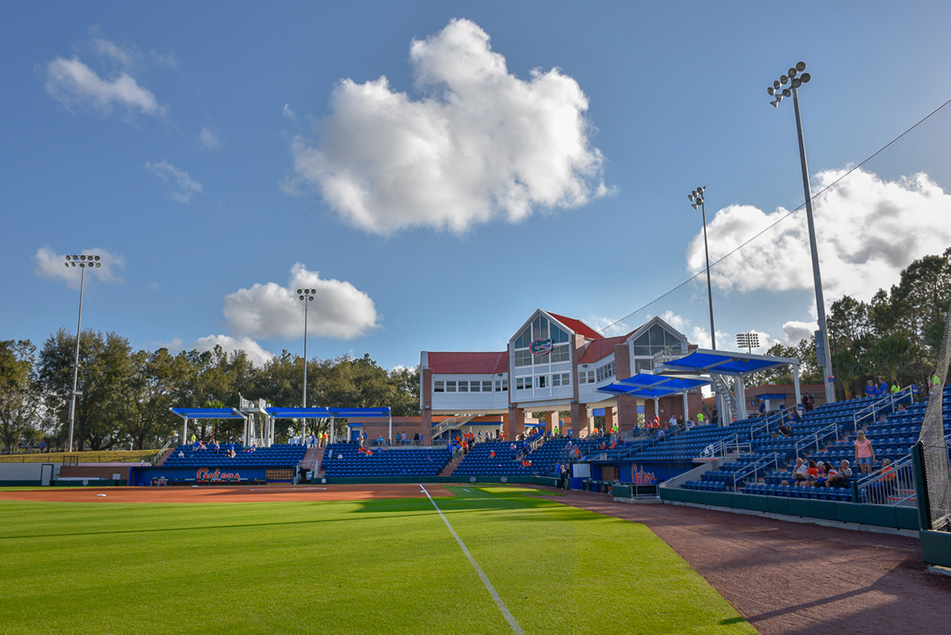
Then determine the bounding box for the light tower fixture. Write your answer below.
[64,254,102,452]
[766,61,836,404]
[736,332,760,355]
[297,288,316,443]
[688,186,716,351]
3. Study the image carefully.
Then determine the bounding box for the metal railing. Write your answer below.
[700,434,741,458]
[855,454,915,506]
[150,440,172,465]
[732,453,781,491]
[850,386,915,435]
[431,413,479,438]
[793,422,839,458]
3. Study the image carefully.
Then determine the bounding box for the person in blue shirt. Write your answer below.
[865,380,876,398]
[876,377,889,397]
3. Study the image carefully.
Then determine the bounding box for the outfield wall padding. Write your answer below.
[661,487,920,531]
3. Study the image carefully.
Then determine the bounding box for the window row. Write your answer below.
[513,343,570,367]
[578,362,616,384]
[434,379,508,393]
[515,373,571,390]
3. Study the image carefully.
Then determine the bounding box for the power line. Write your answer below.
[597,98,951,336]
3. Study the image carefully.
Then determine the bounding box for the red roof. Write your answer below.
[547,312,602,340]
[428,351,508,374]
[577,335,627,364]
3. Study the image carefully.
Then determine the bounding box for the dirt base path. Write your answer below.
[545,490,951,634]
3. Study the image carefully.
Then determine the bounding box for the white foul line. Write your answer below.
[420,485,524,634]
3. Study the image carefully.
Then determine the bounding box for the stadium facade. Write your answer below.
[419,309,704,442]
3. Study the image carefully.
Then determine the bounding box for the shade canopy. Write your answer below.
[597,373,709,399]
[170,407,245,420]
[661,349,798,376]
[265,407,391,419]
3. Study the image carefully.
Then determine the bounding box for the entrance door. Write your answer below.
[40,463,54,486]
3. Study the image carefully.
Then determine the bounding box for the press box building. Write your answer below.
[419,309,704,442]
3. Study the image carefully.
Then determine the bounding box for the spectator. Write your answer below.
[837,460,853,488]
[870,458,897,503]
[865,380,876,398]
[818,462,838,487]
[876,377,889,397]
[890,379,900,394]
[792,457,809,486]
[805,460,820,486]
[931,371,942,396]
[854,430,876,475]
[777,422,792,438]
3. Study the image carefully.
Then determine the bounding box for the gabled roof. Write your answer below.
[577,334,628,364]
[428,351,508,374]
[547,312,602,340]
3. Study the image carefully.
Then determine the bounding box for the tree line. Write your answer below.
[747,249,950,399]
[0,333,419,453]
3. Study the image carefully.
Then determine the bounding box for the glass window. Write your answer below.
[535,375,548,389]
[458,381,469,392]
[514,349,533,367]
[482,381,492,392]
[553,373,570,387]
[516,377,531,390]
[496,379,508,392]
[434,381,444,393]
[533,351,550,365]
[446,381,456,392]
[550,344,569,363]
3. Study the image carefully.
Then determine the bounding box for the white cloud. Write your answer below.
[192,335,275,367]
[44,56,166,117]
[282,103,297,122]
[91,37,134,68]
[686,168,951,303]
[588,316,631,337]
[145,161,203,202]
[198,127,221,151]
[34,247,125,289]
[658,310,733,352]
[287,18,607,235]
[223,263,378,340]
[782,320,815,345]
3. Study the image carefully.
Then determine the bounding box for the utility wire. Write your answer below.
[597,98,951,336]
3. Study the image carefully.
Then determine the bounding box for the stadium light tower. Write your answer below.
[688,186,716,350]
[298,288,316,442]
[767,61,836,404]
[64,254,102,452]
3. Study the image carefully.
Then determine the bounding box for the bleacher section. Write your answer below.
[163,443,306,468]
[678,392,914,496]
[676,386,950,504]
[321,443,452,478]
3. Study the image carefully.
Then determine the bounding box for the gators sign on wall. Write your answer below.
[529,338,553,355]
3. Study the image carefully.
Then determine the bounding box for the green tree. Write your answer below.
[0,340,40,453]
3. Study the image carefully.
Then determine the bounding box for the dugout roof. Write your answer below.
[170,407,245,420]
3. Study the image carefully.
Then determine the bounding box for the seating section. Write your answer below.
[163,443,307,468]
[321,443,452,477]
[453,441,542,478]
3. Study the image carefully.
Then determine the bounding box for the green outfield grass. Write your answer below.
[0,485,752,633]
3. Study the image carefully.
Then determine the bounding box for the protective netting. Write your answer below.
[918,308,951,531]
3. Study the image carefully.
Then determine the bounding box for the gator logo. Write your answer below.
[196,468,241,482]
[530,338,553,355]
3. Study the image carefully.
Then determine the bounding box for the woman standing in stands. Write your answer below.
[854,430,876,475]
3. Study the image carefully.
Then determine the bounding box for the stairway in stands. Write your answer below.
[300,446,323,476]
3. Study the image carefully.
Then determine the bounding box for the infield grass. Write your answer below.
[0,485,752,633]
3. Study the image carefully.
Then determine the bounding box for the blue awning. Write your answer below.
[170,407,245,419]
[265,407,391,419]
[598,373,709,399]
[661,350,797,376]
[757,393,787,401]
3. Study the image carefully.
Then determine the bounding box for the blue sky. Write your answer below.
[3,1,951,370]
